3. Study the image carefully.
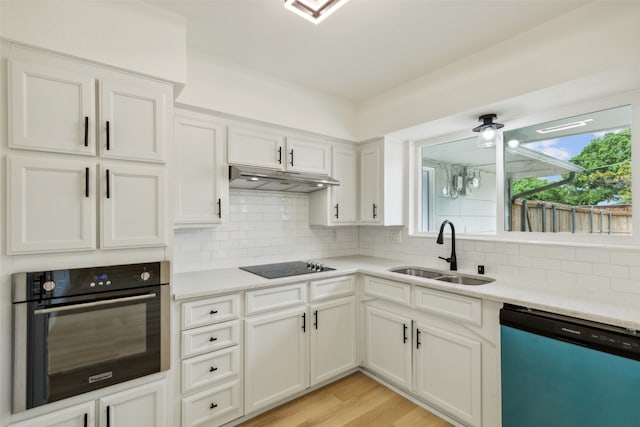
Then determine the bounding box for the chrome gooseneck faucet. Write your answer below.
[436,220,457,271]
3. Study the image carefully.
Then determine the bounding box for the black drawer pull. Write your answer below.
[105,169,110,199]
[209,337,217,342]
[335,204,339,219]
[277,146,282,164]
[209,366,218,373]
[210,309,218,315]
[217,198,222,219]
[106,121,110,150]
[302,312,306,332]
[416,329,422,349]
[373,203,378,219]
[84,116,89,147]
[403,323,408,343]
[209,403,218,410]
[289,149,294,166]
[85,167,90,198]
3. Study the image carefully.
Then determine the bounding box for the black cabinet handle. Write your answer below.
[105,169,110,199]
[302,312,306,332]
[217,198,222,219]
[106,405,111,427]
[403,324,408,343]
[209,403,218,409]
[84,116,89,147]
[416,329,421,349]
[314,310,318,330]
[85,167,90,198]
[106,121,110,150]
[335,204,339,219]
[209,337,217,342]
[209,366,218,373]
[209,309,218,315]
[373,203,378,219]
[84,413,88,427]
[277,146,282,164]
[289,149,294,166]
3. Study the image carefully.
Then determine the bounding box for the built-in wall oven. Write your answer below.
[12,261,170,412]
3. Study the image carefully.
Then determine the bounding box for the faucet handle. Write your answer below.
[438,256,451,262]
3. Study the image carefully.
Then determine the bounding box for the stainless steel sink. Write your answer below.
[434,275,494,286]
[389,267,444,279]
[389,267,494,285]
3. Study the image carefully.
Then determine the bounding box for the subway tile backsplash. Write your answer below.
[174,191,640,307]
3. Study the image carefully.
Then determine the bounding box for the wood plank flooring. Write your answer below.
[237,372,454,427]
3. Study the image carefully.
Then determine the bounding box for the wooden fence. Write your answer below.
[511,199,632,234]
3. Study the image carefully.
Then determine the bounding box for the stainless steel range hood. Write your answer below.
[229,165,339,193]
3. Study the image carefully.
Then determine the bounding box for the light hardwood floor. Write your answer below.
[238,372,454,427]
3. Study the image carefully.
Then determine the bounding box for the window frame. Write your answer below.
[409,90,640,247]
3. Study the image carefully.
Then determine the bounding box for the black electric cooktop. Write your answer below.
[239,261,334,279]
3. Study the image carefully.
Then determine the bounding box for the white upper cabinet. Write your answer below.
[309,144,358,226]
[174,110,228,227]
[228,126,331,175]
[359,138,403,226]
[99,79,166,162]
[9,59,96,156]
[285,136,330,175]
[9,56,169,163]
[100,163,166,249]
[228,126,284,169]
[8,156,96,254]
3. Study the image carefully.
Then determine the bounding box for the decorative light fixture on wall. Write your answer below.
[473,114,504,148]
[284,0,351,24]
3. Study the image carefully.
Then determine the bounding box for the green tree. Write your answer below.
[512,129,631,206]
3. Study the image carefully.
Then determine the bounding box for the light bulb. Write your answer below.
[481,127,496,140]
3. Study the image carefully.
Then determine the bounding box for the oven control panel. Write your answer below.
[16,261,169,301]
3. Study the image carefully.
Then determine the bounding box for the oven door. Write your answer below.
[15,285,168,411]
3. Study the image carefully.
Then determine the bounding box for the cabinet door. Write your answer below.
[227,126,284,169]
[415,321,482,427]
[310,296,357,385]
[99,79,166,162]
[245,307,309,413]
[100,163,166,248]
[7,156,96,254]
[285,136,330,174]
[360,142,382,223]
[331,145,358,223]
[364,305,412,389]
[99,380,166,427]
[9,59,96,156]
[174,115,226,226]
[8,401,94,427]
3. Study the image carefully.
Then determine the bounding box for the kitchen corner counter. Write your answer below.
[173,255,640,330]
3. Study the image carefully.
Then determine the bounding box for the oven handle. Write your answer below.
[34,293,157,315]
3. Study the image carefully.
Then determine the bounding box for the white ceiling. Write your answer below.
[148,0,587,102]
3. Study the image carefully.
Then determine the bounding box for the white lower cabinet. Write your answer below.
[180,293,242,427]
[415,321,482,427]
[98,380,166,427]
[310,296,357,386]
[8,380,165,427]
[364,304,412,389]
[244,306,309,413]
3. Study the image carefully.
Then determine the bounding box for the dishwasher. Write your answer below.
[500,304,640,427]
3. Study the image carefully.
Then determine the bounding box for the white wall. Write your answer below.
[173,189,359,273]
[358,1,640,141]
[0,0,187,84]
[176,49,358,141]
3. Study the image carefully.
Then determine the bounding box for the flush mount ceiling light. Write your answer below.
[472,113,504,148]
[536,118,593,134]
[284,0,350,24]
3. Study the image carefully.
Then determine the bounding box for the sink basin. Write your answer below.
[389,267,494,285]
[389,267,444,279]
[434,275,495,286]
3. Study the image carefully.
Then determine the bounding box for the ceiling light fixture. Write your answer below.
[284,0,350,24]
[536,118,593,134]
[472,114,504,148]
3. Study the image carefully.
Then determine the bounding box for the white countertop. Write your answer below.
[173,255,640,330]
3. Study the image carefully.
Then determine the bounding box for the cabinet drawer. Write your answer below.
[182,346,240,394]
[182,379,242,427]
[310,276,355,302]
[245,283,307,315]
[182,294,240,330]
[414,286,482,326]
[182,321,240,358]
[363,276,411,306]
